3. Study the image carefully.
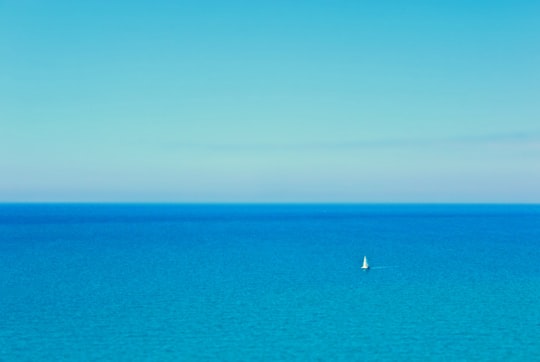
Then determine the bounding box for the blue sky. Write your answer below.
[1,0,539,202]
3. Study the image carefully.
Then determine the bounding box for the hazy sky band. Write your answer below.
[1,1,539,202]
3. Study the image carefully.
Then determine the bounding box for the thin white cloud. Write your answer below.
[166,130,540,152]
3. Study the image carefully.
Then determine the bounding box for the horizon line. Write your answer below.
[1,201,539,205]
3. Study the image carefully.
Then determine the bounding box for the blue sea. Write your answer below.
[1,204,539,361]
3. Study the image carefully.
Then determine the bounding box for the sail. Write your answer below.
[362,256,369,269]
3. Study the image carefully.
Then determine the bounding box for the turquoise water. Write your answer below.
[1,204,539,360]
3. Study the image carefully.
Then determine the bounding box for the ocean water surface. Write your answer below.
[1,204,539,360]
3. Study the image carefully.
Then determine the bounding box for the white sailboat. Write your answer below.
[361,256,369,270]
